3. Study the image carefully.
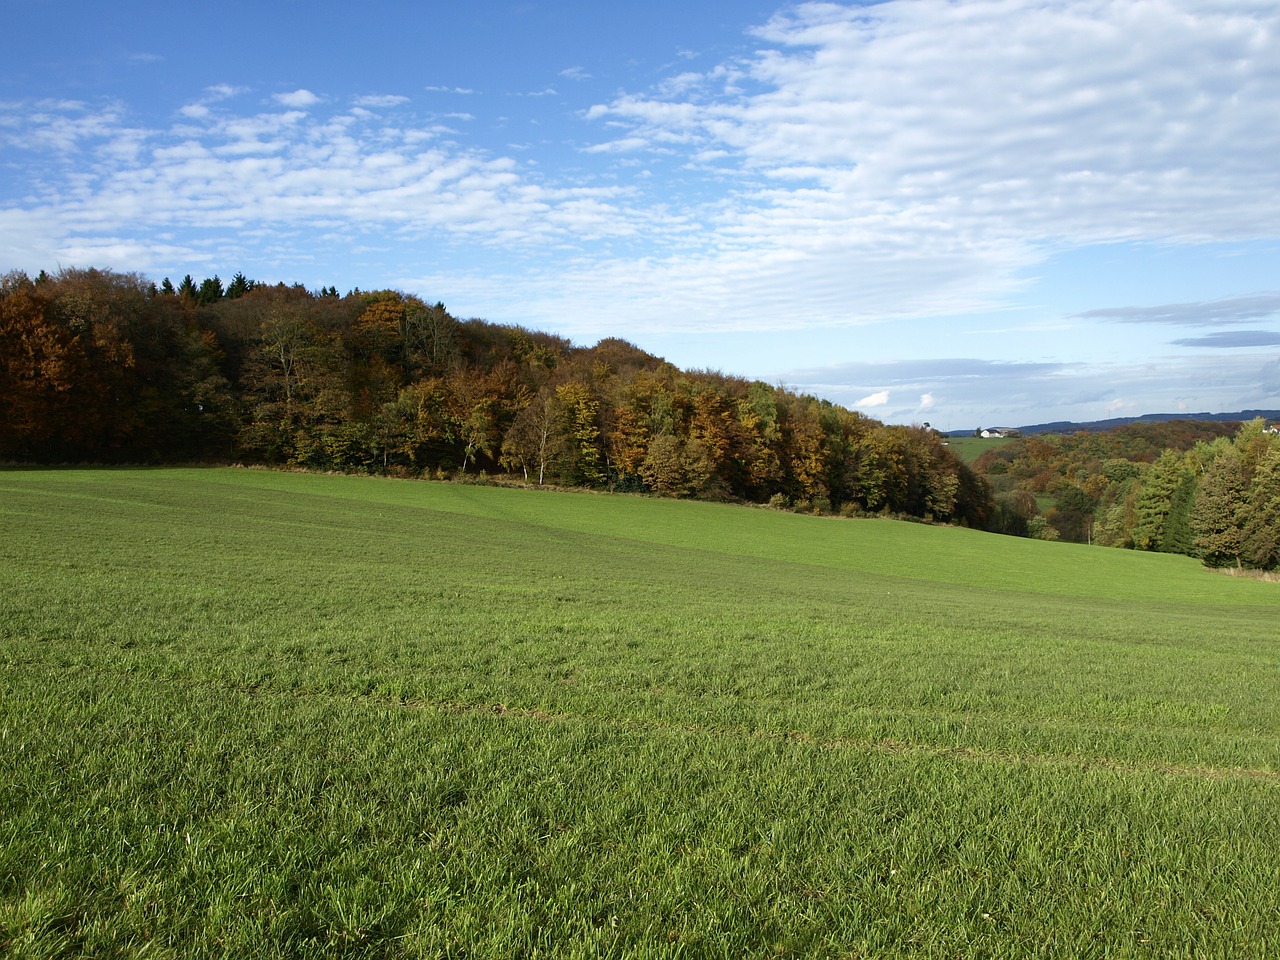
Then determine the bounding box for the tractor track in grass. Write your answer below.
[428,692,1280,786]
[8,656,1278,786]
[32,660,1277,788]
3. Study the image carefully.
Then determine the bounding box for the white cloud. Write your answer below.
[273,89,321,108]
[205,84,245,101]
[3,0,1279,421]
[777,352,1280,430]
[0,97,648,273]
[353,94,410,108]
[583,137,652,155]
[0,207,62,270]
[56,237,210,272]
[577,0,1280,329]
[1,99,130,152]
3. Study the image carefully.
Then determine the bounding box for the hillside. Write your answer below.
[1,267,985,527]
[6,267,1276,570]
[1018,409,1280,434]
[3,468,1278,956]
[952,409,1280,437]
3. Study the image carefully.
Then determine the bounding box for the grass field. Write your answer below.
[2,467,1279,958]
[939,436,1012,465]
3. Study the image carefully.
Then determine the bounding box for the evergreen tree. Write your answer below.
[1193,444,1248,568]
[1163,470,1197,555]
[1134,450,1194,552]
[197,275,224,304]
[1242,447,1280,569]
[226,272,252,299]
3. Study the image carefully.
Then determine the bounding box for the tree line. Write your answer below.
[1,268,991,527]
[974,419,1280,571]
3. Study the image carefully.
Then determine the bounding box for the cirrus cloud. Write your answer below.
[1079,293,1280,327]
[1171,330,1280,348]
[578,0,1280,330]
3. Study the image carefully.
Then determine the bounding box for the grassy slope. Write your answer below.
[941,435,1012,465]
[2,468,1278,958]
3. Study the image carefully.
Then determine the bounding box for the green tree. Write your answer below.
[226,272,253,299]
[197,275,224,304]
[1047,484,1097,543]
[1193,444,1248,568]
[1094,465,1145,548]
[554,382,604,486]
[853,429,907,513]
[1133,450,1194,553]
[1241,447,1280,569]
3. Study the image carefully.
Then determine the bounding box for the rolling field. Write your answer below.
[2,467,1279,958]
[937,436,1017,465]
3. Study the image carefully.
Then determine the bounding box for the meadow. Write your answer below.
[938,435,1011,465]
[2,467,1278,958]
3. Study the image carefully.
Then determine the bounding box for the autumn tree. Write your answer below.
[554,381,604,486]
[1,268,235,461]
[0,274,89,459]
[502,389,562,484]
[239,306,345,463]
[446,362,521,473]
[737,382,785,499]
[406,301,460,376]
[5,261,1009,523]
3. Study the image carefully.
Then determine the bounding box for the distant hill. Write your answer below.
[950,410,1280,437]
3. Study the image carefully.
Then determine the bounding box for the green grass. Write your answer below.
[941,436,1011,464]
[3,467,1279,958]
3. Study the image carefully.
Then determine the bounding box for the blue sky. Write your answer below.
[3,0,1279,431]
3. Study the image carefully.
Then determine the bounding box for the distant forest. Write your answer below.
[3,267,1277,570]
[973,419,1280,570]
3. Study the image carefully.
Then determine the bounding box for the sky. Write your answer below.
[3,0,1279,431]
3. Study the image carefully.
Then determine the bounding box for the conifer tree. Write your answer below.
[1193,444,1247,568]
[226,272,252,299]
[1242,447,1280,569]
[197,275,224,304]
